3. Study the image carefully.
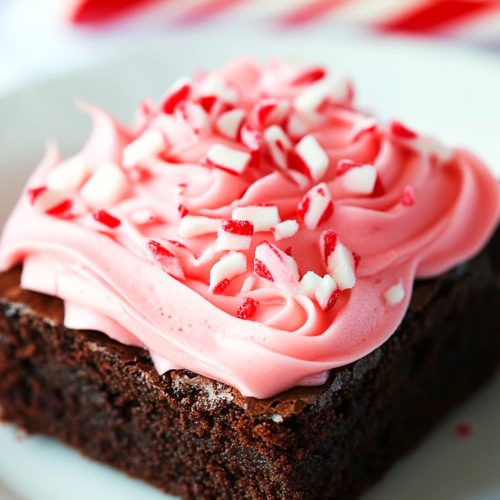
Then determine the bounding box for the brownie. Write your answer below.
[0,229,499,500]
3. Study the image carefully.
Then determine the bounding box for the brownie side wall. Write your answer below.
[0,231,499,499]
[284,234,500,498]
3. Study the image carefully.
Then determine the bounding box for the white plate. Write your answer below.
[0,33,499,500]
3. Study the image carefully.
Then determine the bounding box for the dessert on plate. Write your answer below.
[0,59,498,499]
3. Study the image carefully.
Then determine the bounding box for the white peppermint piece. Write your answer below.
[232,205,280,232]
[122,130,166,169]
[299,183,333,230]
[198,75,238,104]
[130,209,156,225]
[178,215,221,238]
[264,125,292,169]
[176,102,210,133]
[209,252,247,291]
[315,274,338,310]
[286,113,310,139]
[254,241,299,291]
[216,230,253,251]
[294,78,332,114]
[80,161,129,209]
[418,136,453,163]
[383,282,405,306]
[326,240,356,290]
[272,220,299,241]
[47,156,89,191]
[295,271,322,299]
[330,77,351,102]
[287,170,310,190]
[264,99,290,124]
[206,144,251,174]
[240,276,256,294]
[294,77,351,115]
[31,188,70,214]
[216,108,246,140]
[295,134,329,181]
[340,164,377,195]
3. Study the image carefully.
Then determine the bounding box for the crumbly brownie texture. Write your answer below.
[0,230,499,500]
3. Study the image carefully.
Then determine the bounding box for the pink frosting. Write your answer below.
[0,59,498,398]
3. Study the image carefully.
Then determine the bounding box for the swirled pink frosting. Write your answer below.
[0,59,498,398]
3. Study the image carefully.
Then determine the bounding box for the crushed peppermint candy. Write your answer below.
[315,274,339,311]
[272,220,299,241]
[320,230,356,290]
[148,240,184,279]
[122,130,166,169]
[161,78,191,114]
[264,125,292,170]
[254,241,299,291]
[297,183,334,229]
[93,210,121,229]
[389,120,418,140]
[217,219,254,251]
[291,66,326,86]
[237,297,260,320]
[232,205,280,232]
[178,215,221,238]
[47,156,89,191]
[290,134,329,181]
[402,185,416,206]
[28,186,72,216]
[383,282,405,306]
[80,162,129,209]
[209,252,247,292]
[338,163,378,195]
[130,209,156,225]
[216,108,246,140]
[296,271,322,299]
[206,144,251,174]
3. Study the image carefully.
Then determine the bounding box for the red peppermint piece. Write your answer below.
[27,186,47,204]
[237,297,260,320]
[297,182,334,229]
[291,67,326,86]
[209,252,247,292]
[161,79,191,114]
[216,108,246,140]
[217,219,254,251]
[148,240,184,279]
[254,241,299,291]
[289,134,329,181]
[177,204,189,218]
[401,185,416,207]
[337,162,378,195]
[27,186,72,217]
[264,125,292,169]
[222,219,254,236]
[254,258,273,282]
[213,278,230,295]
[336,159,361,176]
[320,230,356,290]
[390,120,418,140]
[206,144,251,175]
[315,275,340,311]
[240,122,263,151]
[167,239,188,249]
[93,210,121,229]
[198,95,217,113]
